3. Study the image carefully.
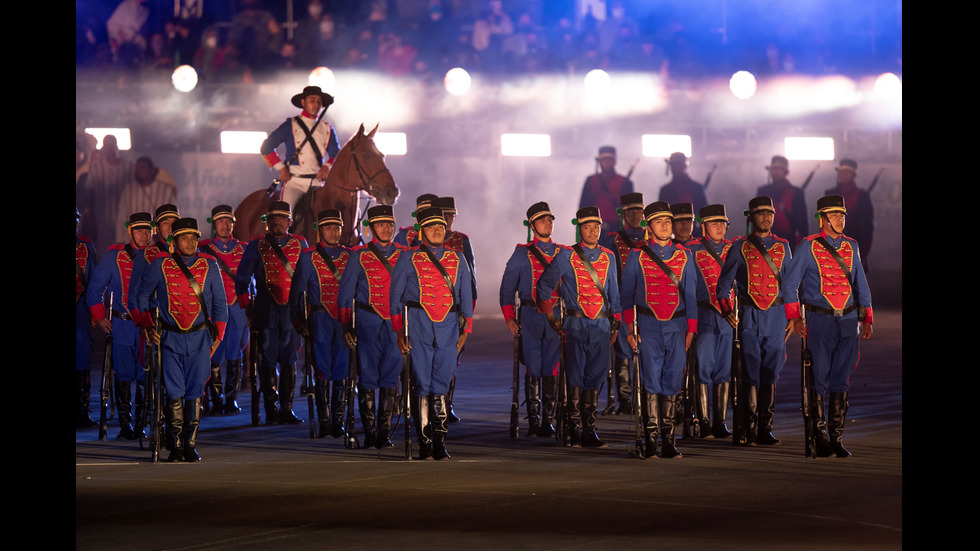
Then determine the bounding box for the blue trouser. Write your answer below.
[637,317,687,396]
[311,310,349,382]
[356,315,401,390]
[161,329,212,399]
[565,318,611,390]
[807,312,861,395]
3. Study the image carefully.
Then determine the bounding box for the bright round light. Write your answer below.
[444,68,472,96]
[309,66,336,92]
[729,70,758,100]
[583,69,611,94]
[171,65,198,93]
[873,72,902,101]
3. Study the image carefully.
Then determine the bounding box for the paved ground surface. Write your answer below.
[76,310,902,550]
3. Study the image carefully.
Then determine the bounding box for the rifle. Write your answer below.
[602,348,616,416]
[402,304,413,461]
[682,337,699,439]
[344,298,360,449]
[800,164,820,191]
[730,296,749,446]
[801,316,817,458]
[630,310,645,459]
[867,168,885,194]
[301,292,317,438]
[150,308,164,463]
[98,292,113,441]
[248,287,261,426]
[554,299,569,446]
[510,298,520,439]
[703,164,718,190]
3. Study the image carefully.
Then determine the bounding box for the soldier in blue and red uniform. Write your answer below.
[687,204,735,438]
[391,206,474,460]
[87,212,153,440]
[670,202,696,246]
[76,207,98,428]
[537,207,622,448]
[394,193,438,248]
[598,192,647,415]
[435,195,475,423]
[289,209,352,439]
[235,201,309,425]
[127,204,180,315]
[784,195,873,457]
[135,218,228,462]
[621,201,698,458]
[500,201,562,438]
[716,196,794,446]
[199,205,248,415]
[338,205,407,448]
[260,86,341,212]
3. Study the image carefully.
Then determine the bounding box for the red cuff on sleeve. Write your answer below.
[863,306,873,325]
[90,303,106,323]
[263,151,281,169]
[340,307,352,326]
[687,318,698,334]
[391,313,404,333]
[237,293,251,309]
[501,304,516,321]
[623,308,635,325]
[719,297,733,315]
[464,317,473,334]
[214,321,227,341]
[784,302,801,320]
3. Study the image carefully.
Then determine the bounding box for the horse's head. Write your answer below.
[329,123,399,206]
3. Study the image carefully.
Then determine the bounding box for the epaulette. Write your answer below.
[77,235,93,243]
[109,243,128,251]
[198,251,217,261]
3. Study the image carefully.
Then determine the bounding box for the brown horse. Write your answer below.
[234,123,400,246]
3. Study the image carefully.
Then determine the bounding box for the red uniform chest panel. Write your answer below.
[613,233,637,271]
[76,242,90,302]
[143,243,166,264]
[569,251,611,319]
[114,250,136,306]
[639,249,688,320]
[813,240,854,310]
[314,250,349,318]
[740,240,787,310]
[359,249,401,319]
[695,243,732,312]
[160,257,211,330]
[404,229,418,246]
[411,251,460,322]
[258,237,303,305]
[444,231,465,252]
[206,242,244,305]
[526,246,559,301]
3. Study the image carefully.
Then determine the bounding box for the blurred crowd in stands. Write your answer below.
[76,0,899,85]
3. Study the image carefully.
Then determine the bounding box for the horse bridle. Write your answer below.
[324,137,392,242]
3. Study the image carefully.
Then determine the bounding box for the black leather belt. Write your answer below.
[112,309,133,321]
[804,303,857,317]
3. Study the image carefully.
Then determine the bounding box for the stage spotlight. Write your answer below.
[220,131,268,154]
[641,134,692,159]
[86,128,132,150]
[784,137,835,161]
[309,66,336,92]
[501,133,551,157]
[584,69,611,95]
[171,65,198,93]
[874,73,901,101]
[444,68,472,96]
[374,132,407,156]
[729,71,757,99]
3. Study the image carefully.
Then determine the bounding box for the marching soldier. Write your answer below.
[784,195,873,457]
[621,201,698,458]
[289,209,352,438]
[86,212,153,440]
[758,155,809,251]
[826,159,874,273]
[579,146,634,235]
[135,218,228,461]
[687,204,735,438]
[670,202,696,246]
[394,193,438,248]
[391,206,474,459]
[435,195,475,423]
[338,205,408,448]
[537,207,622,448]
[716,197,793,446]
[598,192,647,415]
[127,204,181,310]
[76,208,98,428]
[499,201,563,437]
[198,205,248,415]
[235,201,309,425]
[260,85,341,212]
